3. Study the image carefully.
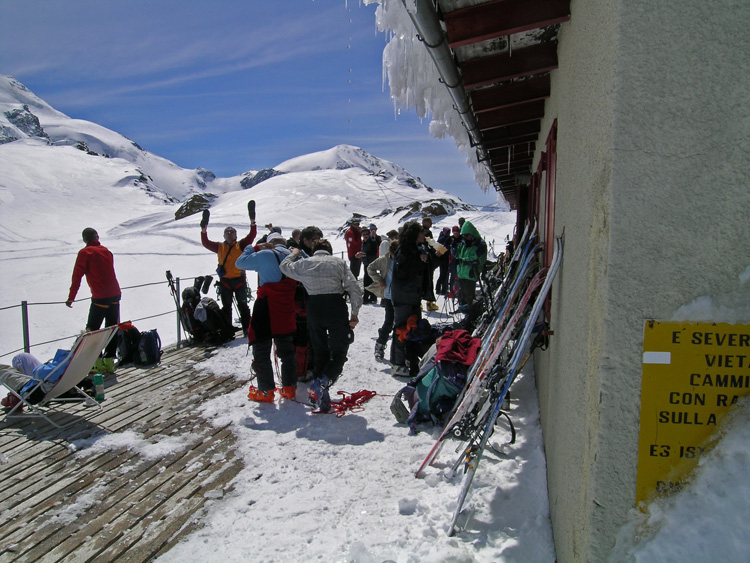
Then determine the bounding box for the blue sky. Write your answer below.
[0,0,500,206]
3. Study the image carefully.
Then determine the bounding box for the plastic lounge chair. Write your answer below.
[1,326,118,429]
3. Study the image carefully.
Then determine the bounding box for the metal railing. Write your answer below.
[0,276,200,361]
[2,250,350,361]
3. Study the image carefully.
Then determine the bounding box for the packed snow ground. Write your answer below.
[60,295,750,562]
[147,300,556,562]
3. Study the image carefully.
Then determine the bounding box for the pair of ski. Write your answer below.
[417,235,563,536]
[423,236,542,461]
[415,263,545,477]
[418,220,539,475]
[438,224,543,445]
[473,221,533,327]
[472,222,539,340]
[166,270,197,342]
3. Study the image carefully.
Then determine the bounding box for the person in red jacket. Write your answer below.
[235,232,298,402]
[200,203,256,336]
[66,228,121,362]
[345,218,363,279]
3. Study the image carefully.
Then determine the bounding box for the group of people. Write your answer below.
[202,202,360,412]
[364,216,488,377]
[203,204,487,408]
[3,202,487,416]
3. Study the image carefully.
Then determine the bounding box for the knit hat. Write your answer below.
[267,232,285,244]
[452,225,460,233]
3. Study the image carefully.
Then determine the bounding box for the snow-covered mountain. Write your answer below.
[0,75,219,203]
[277,143,423,185]
[0,75,473,226]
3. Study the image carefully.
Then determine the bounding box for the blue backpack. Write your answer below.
[134,329,162,366]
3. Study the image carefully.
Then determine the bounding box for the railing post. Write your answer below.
[21,300,30,353]
[176,277,182,349]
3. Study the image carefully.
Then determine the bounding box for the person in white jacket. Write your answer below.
[367,240,398,361]
[279,239,361,412]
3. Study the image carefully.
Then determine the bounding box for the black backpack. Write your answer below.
[116,322,142,365]
[134,329,162,366]
[199,298,234,343]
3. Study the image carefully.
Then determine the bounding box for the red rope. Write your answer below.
[329,389,377,417]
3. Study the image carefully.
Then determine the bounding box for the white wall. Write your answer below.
[533,0,750,561]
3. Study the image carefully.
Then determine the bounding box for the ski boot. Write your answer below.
[308,377,331,413]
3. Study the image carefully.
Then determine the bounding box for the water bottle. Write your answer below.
[93,373,105,403]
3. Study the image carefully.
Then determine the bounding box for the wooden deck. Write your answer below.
[0,344,246,563]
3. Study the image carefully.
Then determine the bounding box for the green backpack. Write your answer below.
[391,362,465,434]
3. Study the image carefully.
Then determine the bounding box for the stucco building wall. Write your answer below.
[532,0,750,561]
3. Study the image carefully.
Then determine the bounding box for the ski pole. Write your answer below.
[167,271,198,347]
[166,271,183,347]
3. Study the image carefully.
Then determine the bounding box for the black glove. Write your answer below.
[248,200,256,222]
[200,209,210,229]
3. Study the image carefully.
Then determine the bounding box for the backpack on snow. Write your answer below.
[391,360,467,434]
[116,321,142,365]
[134,329,162,366]
[180,286,201,339]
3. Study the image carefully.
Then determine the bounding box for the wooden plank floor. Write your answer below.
[0,343,246,563]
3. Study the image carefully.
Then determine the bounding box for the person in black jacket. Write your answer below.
[299,225,323,256]
[287,229,301,249]
[435,226,452,296]
[290,225,323,382]
[420,217,439,311]
[390,221,427,377]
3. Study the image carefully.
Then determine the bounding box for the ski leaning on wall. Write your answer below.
[447,235,562,536]
[473,221,536,336]
[416,222,542,477]
[414,230,563,536]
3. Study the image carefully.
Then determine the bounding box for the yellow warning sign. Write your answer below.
[636,321,750,505]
